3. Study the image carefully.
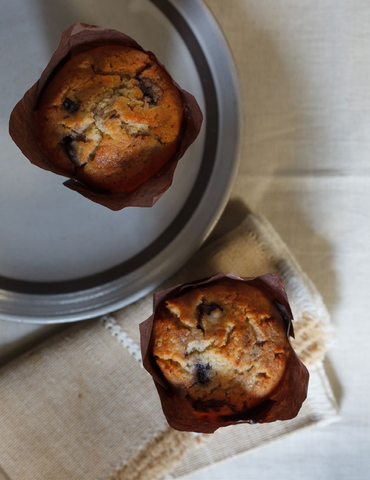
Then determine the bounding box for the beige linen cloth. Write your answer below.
[0,213,338,480]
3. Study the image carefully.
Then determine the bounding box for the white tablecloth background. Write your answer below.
[1,1,369,479]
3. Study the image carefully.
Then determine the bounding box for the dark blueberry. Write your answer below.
[62,98,80,114]
[61,135,79,165]
[195,362,212,385]
[135,77,161,105]
[110,113,118,119]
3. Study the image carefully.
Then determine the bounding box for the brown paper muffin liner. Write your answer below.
[140,273,310,433]
[9,23,203,210]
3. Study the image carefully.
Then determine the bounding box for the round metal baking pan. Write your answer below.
[0,0,241,323]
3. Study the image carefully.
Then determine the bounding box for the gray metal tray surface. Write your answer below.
[0,0,241,323]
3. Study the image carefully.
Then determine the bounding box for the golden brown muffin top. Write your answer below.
[36,45,183,192]
[153,279,290,416]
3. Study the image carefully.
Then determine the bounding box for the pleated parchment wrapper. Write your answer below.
[9,22,203,210]
[140,273,310,433]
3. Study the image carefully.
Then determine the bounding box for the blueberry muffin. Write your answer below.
[152,278,290,417]
[36,45,183,193]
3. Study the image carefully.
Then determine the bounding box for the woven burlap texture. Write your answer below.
[0,213,336,480]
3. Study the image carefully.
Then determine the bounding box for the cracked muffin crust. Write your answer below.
[152,278,290,417]
[36,45,183,193]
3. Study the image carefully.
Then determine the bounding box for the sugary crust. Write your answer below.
[36,45,183,192]
[153,279,290,416]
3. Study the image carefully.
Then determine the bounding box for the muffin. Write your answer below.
[9,23,203,210]
[140,273,309,433]
[36,45,184,193]
[153,278,290,416]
